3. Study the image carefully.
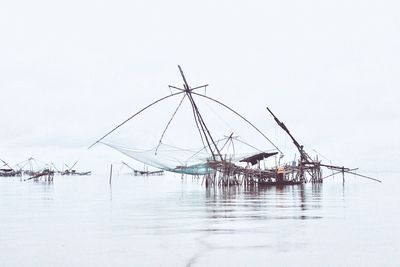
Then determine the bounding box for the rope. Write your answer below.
[88,91,185,149]
[155,94,187,155]
[191,92,282,154]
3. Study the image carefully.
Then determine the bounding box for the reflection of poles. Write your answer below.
[300,184,306,211]
[342,167,345,184]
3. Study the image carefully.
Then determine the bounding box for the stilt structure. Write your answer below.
[89,66,381,187]
[0,158,22,177]
[25,169,54,182]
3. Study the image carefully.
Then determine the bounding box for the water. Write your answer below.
[1,173,399,266]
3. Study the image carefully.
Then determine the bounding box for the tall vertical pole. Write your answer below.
[109,164,113,185]
[177,65,223,161]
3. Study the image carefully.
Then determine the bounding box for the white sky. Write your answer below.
[1,0,399,173]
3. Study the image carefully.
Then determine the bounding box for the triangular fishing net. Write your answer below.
[95,70,281,175]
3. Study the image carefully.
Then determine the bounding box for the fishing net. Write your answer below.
[98,88,281,175]
[14,157,51,172]
[103,137,272,175]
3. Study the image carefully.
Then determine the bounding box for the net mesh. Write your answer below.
[99,91,280,175]
[103,140,270,175]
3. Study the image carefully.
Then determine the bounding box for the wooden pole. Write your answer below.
[109,164,113,185]
[342,167,345,184]
[178,65,223,161]
[191,92,282,154]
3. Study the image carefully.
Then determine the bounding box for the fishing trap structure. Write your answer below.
[90,66,380,187]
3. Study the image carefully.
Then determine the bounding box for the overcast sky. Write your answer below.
[1,0,399,173]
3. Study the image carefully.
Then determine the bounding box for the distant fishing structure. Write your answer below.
[112,161,164,176]
[60,161,91,176]
[90,65,381,187]
[0,157,91,181]
[15,157,52,176]
[24,169,54,182]
[0,158,21,177]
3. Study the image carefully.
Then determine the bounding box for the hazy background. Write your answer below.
[1,0,399,174]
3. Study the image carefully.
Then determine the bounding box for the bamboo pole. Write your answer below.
[109,164,113,185]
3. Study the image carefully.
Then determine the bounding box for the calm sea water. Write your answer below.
[1,172,399,267]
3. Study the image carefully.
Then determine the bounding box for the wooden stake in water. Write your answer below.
[109,164,113,185]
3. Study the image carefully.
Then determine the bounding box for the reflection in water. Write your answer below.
[185,185,324,266]
[3,174,394,267]
[204,184,323,220]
